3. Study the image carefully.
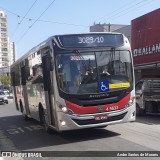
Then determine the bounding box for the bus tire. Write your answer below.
[19,100,24,113]
[39,105,53,134]
[136,104,140,116]
[24,115,31,121]
[39,105,44,124]
[136,103,145,116]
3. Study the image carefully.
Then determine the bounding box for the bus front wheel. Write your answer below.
[19,100,24,113]
[39,105,53,134]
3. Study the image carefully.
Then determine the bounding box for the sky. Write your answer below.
[0,0,160,59]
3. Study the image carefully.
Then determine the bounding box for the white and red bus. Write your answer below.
[11,32,135,133]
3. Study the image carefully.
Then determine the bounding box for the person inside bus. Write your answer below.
[58,56,76,92]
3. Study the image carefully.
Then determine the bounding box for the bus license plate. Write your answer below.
[95,115,107,121]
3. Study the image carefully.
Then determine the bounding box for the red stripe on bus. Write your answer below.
[65,94,130,114]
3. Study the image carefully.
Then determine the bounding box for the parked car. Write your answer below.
[135,79,160,116]
[3,90,13,99]
[0,90,8,104]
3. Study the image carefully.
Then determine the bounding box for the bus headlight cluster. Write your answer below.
[61,106,68,113]
[57,102,68,113]
[57,102,74,114]
[125,97,135,108]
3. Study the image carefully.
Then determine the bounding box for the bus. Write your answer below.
[11,32,136,133]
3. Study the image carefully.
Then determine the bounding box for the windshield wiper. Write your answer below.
[73,49,96,84]
[72,49,87,68]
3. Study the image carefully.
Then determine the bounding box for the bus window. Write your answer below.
[11,72,15,86]
[21,66,26,85]
[32,64,43,84]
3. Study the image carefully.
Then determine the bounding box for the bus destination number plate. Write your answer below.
[95,115,107,121]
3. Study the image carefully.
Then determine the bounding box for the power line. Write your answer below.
[0,6,88,28]
[35,19,88,27]
[1,0,157,39]
[108,0,154,23]
[0,6,17,16]
[11,0,38,38]
[100,0,146,23]
[99,0,139,22]
[17,0,56,43]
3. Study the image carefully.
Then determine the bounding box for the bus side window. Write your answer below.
[32,64,43,84]
[14,64,20,86]
[25,66,31,81]
[11,72,16,86]
[21,66,26,85]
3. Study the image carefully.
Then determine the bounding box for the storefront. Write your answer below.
[131,9,160,82]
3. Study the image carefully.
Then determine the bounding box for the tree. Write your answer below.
[0,75,11,87]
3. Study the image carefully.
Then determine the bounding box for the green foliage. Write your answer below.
[0,75,11,86]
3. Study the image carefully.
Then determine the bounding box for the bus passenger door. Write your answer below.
[21,66,30,116]
[42,54,56,127]
[11,72,19,111]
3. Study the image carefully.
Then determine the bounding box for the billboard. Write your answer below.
[131,9,160,65]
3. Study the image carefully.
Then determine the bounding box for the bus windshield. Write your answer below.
[56,50,132,94]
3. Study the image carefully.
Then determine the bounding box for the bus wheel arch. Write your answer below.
[38,103,53,134]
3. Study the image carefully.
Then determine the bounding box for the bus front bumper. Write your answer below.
[57,106,135,131]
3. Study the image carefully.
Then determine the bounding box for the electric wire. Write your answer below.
[11,0,38,38]
[109,0,155,23]
[1,0,155,33]
[0,6,88,28]
[99,0,139,22]
[17,0,56,44]
[0,0,158,40]
[100,0,148,23]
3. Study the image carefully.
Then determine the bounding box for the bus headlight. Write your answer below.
[125,96,135,108]
[56,102,74,114]
[57,102,68,113]
[61,106,68,113]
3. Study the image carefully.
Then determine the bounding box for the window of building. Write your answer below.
[2,53,8,56]
[1,48,7,51]
[1,28,7,31]
[2,58,8,61]
[1,38,7,42]
[1,23,6,27]
[1,43,7,47]
[1,33,7,37]
[1,18,6,22]
[2,63,8,67]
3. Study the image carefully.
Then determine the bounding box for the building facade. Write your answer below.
[0,11,16,88]
[0,11,9,68]
[8,41,16,66]
[131,8,160,82]
[0,11,15,67]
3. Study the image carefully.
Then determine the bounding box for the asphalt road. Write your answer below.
[0,100,160,160]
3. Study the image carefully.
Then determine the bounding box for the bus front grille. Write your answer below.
[71,112,127,126]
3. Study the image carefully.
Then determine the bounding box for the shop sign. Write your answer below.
[133,43,160,57]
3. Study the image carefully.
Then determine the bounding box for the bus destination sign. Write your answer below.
[57,34,124,48]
